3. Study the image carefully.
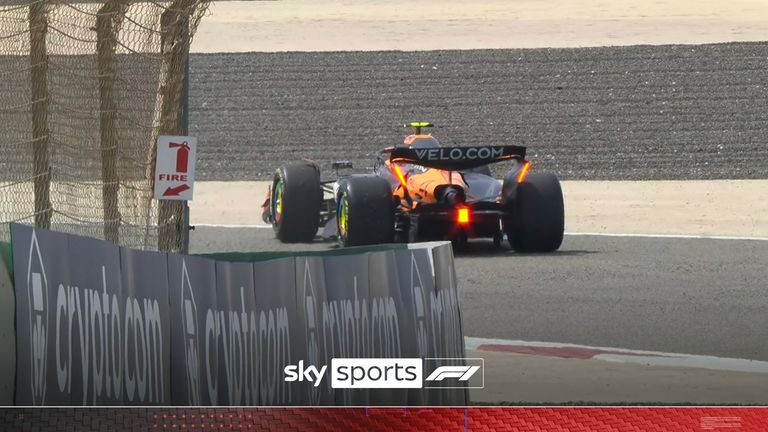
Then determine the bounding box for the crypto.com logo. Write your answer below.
[180,259,201,405]
[410,253,428,358]
[302,261,321,404]
[26,230,48,404]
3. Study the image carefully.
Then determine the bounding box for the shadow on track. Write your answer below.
[316,237,598,258]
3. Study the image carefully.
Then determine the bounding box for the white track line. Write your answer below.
[465,336,768,374]
[565,232,768,241]
[194,223,272,228]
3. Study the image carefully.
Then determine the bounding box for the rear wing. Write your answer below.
[389,145,526,170]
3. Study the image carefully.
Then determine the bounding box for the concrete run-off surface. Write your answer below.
[195,0,768,52]
[190,180,768,238]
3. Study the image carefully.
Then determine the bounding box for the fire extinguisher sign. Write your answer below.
[154,135,197,201]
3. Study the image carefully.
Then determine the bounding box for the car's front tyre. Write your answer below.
[271,163,322,243]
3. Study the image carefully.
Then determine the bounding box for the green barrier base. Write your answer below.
[197,242,408,263]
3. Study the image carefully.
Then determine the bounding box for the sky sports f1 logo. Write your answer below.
[284,358,484,389]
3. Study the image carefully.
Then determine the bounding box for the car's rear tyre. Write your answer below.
[271,163,322,243]
[504,172,564,252]
[337,176,394,247]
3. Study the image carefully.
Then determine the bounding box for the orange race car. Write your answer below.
[262,122,564,252]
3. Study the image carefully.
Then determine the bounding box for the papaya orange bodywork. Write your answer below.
[385,159,468,209]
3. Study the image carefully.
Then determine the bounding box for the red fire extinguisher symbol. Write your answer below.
[169,141,190,173]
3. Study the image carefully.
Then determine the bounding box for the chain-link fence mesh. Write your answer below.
[0,0,210,251]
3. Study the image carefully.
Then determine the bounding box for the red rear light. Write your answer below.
[457,207,470,224]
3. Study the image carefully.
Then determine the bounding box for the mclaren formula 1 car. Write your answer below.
[262,122,564,252]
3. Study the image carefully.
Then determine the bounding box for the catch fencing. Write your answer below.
[0,1,211,251]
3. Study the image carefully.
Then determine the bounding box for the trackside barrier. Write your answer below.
[7,223,467,405]
[0,247,14,405]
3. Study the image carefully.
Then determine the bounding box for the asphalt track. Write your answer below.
[189,228,768,362]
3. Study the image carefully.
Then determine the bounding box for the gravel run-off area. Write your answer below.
[190,42,767,181]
